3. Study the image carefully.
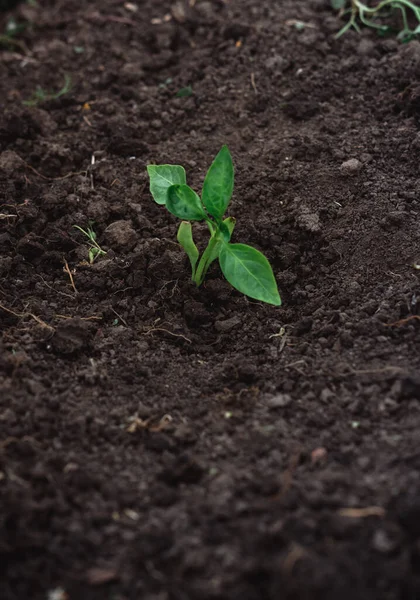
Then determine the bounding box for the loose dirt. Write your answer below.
[1,1,420,598]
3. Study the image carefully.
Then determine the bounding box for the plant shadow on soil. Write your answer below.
[1,1,420,599]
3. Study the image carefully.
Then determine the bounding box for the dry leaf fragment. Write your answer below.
[86,567,119,585]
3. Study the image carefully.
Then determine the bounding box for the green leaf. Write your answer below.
[89,248,98,264]
[331,0,346,9]
[205,217,236,268]
[219,217,235,242]
[177,222,199,280]
[219,243,281,306]
[202,145,234,220]
[147,164,186,205]
[176,86,193,98]
[166,184,207,221]
[206,217,235,240]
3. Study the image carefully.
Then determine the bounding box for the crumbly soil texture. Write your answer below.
[1,1,420,598]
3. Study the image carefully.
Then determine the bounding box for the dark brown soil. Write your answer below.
[1,1,420,598]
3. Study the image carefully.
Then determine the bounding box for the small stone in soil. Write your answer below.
[371,528,401,554]
[215,315,241,333]
[266,393,292,408]
[105,220,137,250]
[340,158,362,175]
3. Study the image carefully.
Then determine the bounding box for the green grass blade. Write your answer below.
[56,74,72,98]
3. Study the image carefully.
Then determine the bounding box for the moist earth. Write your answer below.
[1,1,420,599]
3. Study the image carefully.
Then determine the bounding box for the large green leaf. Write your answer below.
[147,164,186,205]
[219,243,281,306]
[166,184,207,221]
[202,145,234,220]
[177,222,199,280]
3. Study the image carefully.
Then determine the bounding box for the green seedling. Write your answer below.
[176,86,193,98]
[23,74,72,107]
[73,224,106,264]
[0,16,29,51]
[147,146,281,306]
[333,0,420,41]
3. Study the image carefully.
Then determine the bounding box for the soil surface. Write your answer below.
[1,1,420,599]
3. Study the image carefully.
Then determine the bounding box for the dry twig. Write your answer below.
[386,315,420,327]
[63,259,78,294]
[24,161,87,181]
[338,506,385,518]
[143,326,191,344]
[0,303,53,330]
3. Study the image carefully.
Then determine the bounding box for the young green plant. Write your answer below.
[147,146,281,306]
[0,16,29,52]
[332,0,420,41]
[73,223,106,264]
[23,74,72,107]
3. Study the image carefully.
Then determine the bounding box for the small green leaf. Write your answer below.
[219,243,281,306]
[202,145,234,220]
[176,86,193,98]
[177,222,199,279]
[147,164,186,205]
[331,0,346,9]
[206,217,236,240]
[219,218,235,242]
[205,217,236,268]
[159,77,173,89]
[167,184,207,221]
[89,248,98,264]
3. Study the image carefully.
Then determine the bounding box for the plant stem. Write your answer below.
[193,234,219,286]
[336,0,420,39]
